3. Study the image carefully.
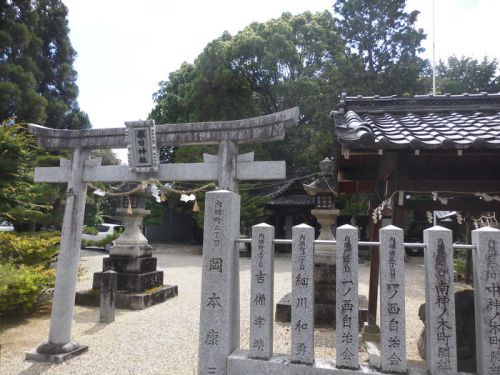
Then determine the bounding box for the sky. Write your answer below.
[63,0,500,159]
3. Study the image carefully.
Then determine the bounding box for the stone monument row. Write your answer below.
[24,108,299,363]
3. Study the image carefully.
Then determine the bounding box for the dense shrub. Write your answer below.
[82,226,98,235]
[81,232,120,248]
[0,231,59,314]
[0,262,55,313]
[0,231,60,267]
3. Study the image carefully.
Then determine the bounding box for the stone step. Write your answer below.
[103,256,157,274]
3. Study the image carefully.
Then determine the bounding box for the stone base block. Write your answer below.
[93,270,163,292]
[110,244,152,257]
[275,292,368,329]
[76,284,178,310]
[361,322,381,343]
[26,345,88,364]
[103,255,157,273]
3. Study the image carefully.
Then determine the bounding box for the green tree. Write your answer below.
[0,121,55,230]
[83,149,121,227]
[0,0,90,129]
[436,56,500,94]
[332,0,428,95]
[151,11,344,171]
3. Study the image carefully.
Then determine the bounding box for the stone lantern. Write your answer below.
[110,183,151,258]
[302,157,340,325]
[304,157,339,257]
[76,183,178,310]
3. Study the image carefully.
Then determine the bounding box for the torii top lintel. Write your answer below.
[28,107,299,149]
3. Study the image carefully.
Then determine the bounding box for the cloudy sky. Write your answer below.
[63,0,500,158]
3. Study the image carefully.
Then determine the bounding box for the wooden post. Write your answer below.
[367,220,381,327]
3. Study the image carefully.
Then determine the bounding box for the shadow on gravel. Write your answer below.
[19,362,54,375]
[0,304,51,334]
[83,323,109,335]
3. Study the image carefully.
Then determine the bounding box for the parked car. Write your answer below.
[0,220,14,232]
[405,237,424,256]
[82,223,124,251]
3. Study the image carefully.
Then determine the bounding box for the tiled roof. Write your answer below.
[267,178,300,198]
[332,93,500,149]
[266,195,315,207]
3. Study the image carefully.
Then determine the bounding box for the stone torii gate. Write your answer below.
[25,107,298,363]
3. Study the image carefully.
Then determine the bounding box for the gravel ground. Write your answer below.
[0,245,427,375]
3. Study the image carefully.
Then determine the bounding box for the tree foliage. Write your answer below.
[151,11,345,171]
[436,56,500,94]
[0,0,90,129]
[0,121,47,226]
[333,0,428,95]
[150,5,431,230]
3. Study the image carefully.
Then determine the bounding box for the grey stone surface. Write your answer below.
[198,190,240,375]
[28,107,299,149]
[103,255,157,273]
[335,224,359,370]
[94,269,163,292]
[45,148,90,348]
[203,151,255,163]
[275,292,368,329]
[310,209,338,256]
[99,270,117,324]
[417,290,477,373]
[228,349,410,375]
[218,140,238,192]
[291,224,315,365]
[379,225,406,373]
[423,226,457,374]
[310,208,340,327]
[249,223,275,359]
[365,341,381,369]
[472,226,500,375]
[34,160,286,183]
[113,208,150,246]
[26,345,88,364]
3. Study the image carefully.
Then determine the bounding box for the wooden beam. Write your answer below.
[338,181,376,193]
[404,199,500,212]
[398,180,500,193]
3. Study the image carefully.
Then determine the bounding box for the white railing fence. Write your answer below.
[198,190,500,375]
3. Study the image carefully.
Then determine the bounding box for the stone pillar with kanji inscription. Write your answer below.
[379,225,406,373]
[424,226,457,374]
[472,226,500,375]
[291,224,315,365]
[336,224,359,370]
[249,223,274,359]
[198,190,240,375]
